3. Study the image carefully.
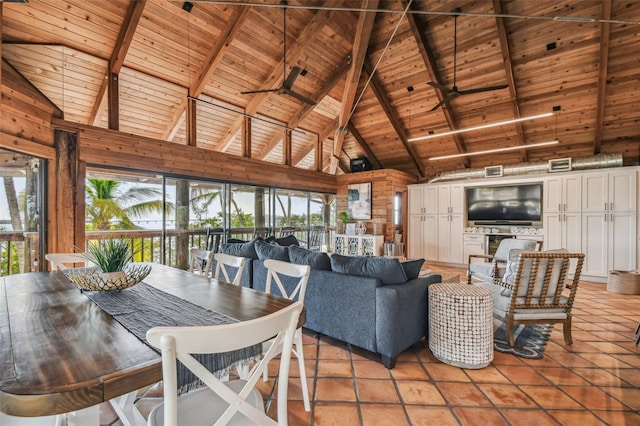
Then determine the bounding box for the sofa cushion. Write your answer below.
[288,245,331,270]
[400,258,425,280]
[275,234,300,246]
[220,237,259,259]
[330,254,408,286]
[255,239,289,261]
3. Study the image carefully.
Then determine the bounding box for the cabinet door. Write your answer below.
[437,185,450,215]
[450,185,464,214]
[608,213,637,271]
[543,212,563,250]
[609,170,637,212]
[408,215,424,258]
[582,172,608,212]
[463,235,486,263]
[563,175,582,212]
[423,215,438,261]
[563,212,582,254]
[581,212,608,277]
[436,215,450,260]
[423,187,438,215]
[408,186,424,216]
[449,214,464,263]
[544,177,563,213]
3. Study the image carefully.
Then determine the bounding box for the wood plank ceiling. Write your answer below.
[2,0,639,180]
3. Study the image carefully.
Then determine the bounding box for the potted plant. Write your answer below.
[338,211,352,234]
[85,239,134,281]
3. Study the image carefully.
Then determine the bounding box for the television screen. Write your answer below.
[466,183,542,223]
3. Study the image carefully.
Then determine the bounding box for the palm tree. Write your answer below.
[85,178,170,230]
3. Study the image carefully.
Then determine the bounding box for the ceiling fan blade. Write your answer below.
[280,88,316,105]
[427,81,450,93]
[283,66,302,89]
[429,98,448,112]
[458,84,508,95]
[240,88,280,95]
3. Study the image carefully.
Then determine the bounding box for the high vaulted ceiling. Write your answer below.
[2,0,639,180]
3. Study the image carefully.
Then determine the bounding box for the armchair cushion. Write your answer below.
[494,238,537,260]
[330,254,408,286]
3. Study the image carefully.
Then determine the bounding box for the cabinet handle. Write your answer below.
[604,213,608,222]
[563,203,566,211]
[610,202,614,211]
[558,203,561,211]
[604,202,608,211]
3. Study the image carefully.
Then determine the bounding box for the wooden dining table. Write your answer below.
[0,263,300,424]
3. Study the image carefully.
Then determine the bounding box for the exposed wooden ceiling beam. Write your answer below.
[292,141,315,166]
[213,3,337,151]
[405,4,470,169]
[346,122,382,169]
[362,64,423,176]
[593,0,612,155]
[493,0,527,162]
[89,0,147,126]
[162,7,251,141]
[255,54,351,160]
[330,0,379,174]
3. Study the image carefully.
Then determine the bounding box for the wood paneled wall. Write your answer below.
[337,169,418,243]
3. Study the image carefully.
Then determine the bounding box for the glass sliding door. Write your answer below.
[229,184,271,240]
[275,189,309,242]
[0,148,45,275]
[85,170,167,265]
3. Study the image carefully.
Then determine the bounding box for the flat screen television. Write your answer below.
[466,183,542,224]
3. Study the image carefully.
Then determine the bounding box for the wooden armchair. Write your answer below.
[466,238,539,285]
[483,250,585,347]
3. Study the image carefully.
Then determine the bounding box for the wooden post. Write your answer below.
[187,96,196,146]
[242,116,252,158]
[175,179,190,270]
[108,70,119,130]
[55,129,81,252]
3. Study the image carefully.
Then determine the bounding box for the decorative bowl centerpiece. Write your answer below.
[66,239,151,291]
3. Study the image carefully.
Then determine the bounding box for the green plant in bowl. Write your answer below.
[338,211,352,224]
[86,239,133,274]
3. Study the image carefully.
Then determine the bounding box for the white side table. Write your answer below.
[428,283,493,369]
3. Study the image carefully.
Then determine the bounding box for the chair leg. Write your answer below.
[293,329,311,412]
[563,316,573,345]
[506,315,516,347]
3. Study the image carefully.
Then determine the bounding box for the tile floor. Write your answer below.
[101,266,640,425]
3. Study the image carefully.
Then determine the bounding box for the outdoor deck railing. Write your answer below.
[0,226,335,276]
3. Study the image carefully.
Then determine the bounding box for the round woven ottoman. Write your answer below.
[428,283,494,369]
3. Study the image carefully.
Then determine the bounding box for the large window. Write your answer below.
[0,148,45,275]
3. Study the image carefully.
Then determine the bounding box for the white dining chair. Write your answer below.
[188,247,214,277]
[213,252,246,286]
[146,301,303,426]
[45,252,89,271]
[262,259,311,412]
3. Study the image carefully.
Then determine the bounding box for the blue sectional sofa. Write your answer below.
[218,238,442,368]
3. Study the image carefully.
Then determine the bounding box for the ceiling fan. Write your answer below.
[240,1,316,105]
[427,9,508,112]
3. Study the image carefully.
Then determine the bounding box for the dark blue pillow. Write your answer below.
[401,258,425,280]
[288,245,331,270]
[221,237,259,259]
[275,235,299,246]
[330,254,408,286]
[255,239,289,261]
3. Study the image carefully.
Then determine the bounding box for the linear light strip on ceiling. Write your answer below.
[428,140,559,161]
[408,112,554,142]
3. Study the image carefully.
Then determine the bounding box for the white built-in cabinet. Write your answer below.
[408,183,463,263]
[408,166,638,281]
[580,170,637,277]
[543,174,582,257]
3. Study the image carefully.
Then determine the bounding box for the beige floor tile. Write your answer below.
[352,360,392,379]
[315,378,357,402]
[313,402,360,426]
[547,410,607,425]
[494,365,550,385]
[500,408,561,426]
[519,385,585,410]
[436,382,493,407]
[389,362,429,380]
[423,362,472,382]
[559,385,630,410]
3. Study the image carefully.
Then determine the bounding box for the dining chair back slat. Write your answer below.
[189,248,214,277]
[213,253,246,286]
[45,253,89,271]
[146,301,303,426]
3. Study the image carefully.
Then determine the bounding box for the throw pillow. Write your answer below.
[330,254,408,286]
[255,239,289,261]
[288,245,331,270]
[220,237,259,259]
[400,258,425,280]
[275,234,300,246]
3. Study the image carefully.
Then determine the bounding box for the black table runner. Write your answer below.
[81,281,262,392]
